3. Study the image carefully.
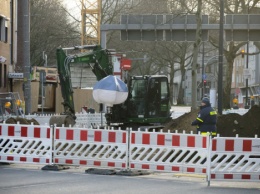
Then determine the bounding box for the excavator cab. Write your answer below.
[126,75,170,124]
[106,75,171,128]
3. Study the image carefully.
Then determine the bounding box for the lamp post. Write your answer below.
[19,0,31,114]
[218,0,224,115]
[245,43,250,109]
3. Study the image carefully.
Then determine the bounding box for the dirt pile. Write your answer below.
[217,105,260,137]
[4,117,40,125]
[163,111,198,133]
[164,105,260,137]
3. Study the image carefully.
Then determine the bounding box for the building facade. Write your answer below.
[0,0,11,92]
[181,43,219,107]
[232,42,260,107]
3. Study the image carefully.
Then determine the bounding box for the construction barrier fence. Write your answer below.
[53,126,128,169]
[0,123,52,164]
[209,136,260,183]
[0,123,259,185]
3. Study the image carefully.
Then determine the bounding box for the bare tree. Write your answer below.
[205,0,260,109]
[30,0,81,66]
[190,0,202,110]
[59,0,218,107]
[104,0,198,106]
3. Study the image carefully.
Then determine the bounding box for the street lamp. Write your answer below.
[241,49,245,58]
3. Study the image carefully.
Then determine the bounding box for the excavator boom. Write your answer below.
[49,45,113,127]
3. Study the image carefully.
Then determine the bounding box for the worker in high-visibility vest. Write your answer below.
[233,97,238,105]
[191,97,217,136]
[16,99,24,115]
[232,96,239,109]
[4,101,12,114]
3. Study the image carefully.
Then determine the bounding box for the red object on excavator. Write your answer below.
[120,58,132,71]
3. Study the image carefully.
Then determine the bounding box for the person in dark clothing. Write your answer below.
[250,96,255,108]
[191,97,217,136]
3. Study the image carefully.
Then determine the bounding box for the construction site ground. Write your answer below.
[167,105,260,137]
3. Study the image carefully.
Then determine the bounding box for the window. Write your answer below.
[197,67,200,73]
[0,65,2,87]
[205,65,212,73]
[0,17,2,40]
[0,16,8,43]
[4,64,6,88]
[5,24,8,42]
[161,80,168,99]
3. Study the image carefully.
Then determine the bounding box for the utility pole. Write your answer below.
[18,0,31,114]
[201,42,205,98]
[218,0,224,115]
[245,42,249,109]
[245,4,250,109]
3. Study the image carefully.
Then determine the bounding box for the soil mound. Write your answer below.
[217,105,260,137]
[5,117,40,125]
[163,111,198,133]
[165,105,260,137]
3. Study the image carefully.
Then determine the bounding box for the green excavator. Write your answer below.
[49,45,171,130]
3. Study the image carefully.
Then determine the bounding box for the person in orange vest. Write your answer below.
[232,96,238,109]
[4,101,12,115]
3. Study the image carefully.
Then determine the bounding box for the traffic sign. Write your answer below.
[8,73,23,79]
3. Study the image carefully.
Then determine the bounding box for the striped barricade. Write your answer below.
[53,127,128,169]
[129,129,209,174]
[0,123,52,164]
[210,137,260,183]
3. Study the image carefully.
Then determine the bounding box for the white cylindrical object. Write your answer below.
[93,75,128,106]
[210,88,216,108]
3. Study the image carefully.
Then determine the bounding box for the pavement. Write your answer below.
[1,163,259,189]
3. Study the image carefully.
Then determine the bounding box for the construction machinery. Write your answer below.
[49,45,171,129]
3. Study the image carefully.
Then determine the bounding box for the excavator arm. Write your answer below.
[49,45,113,127]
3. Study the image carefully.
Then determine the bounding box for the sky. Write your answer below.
[62,0,81,19]
[62,0,79,9]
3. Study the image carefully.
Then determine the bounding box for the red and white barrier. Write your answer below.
[212,137,260,152]
[209,137,260,183]
[129,130,209,174]
[0,123,52,164]
[1,122,259,184]
[53,127,128,169]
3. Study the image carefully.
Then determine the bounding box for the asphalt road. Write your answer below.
[0,164,259,194]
